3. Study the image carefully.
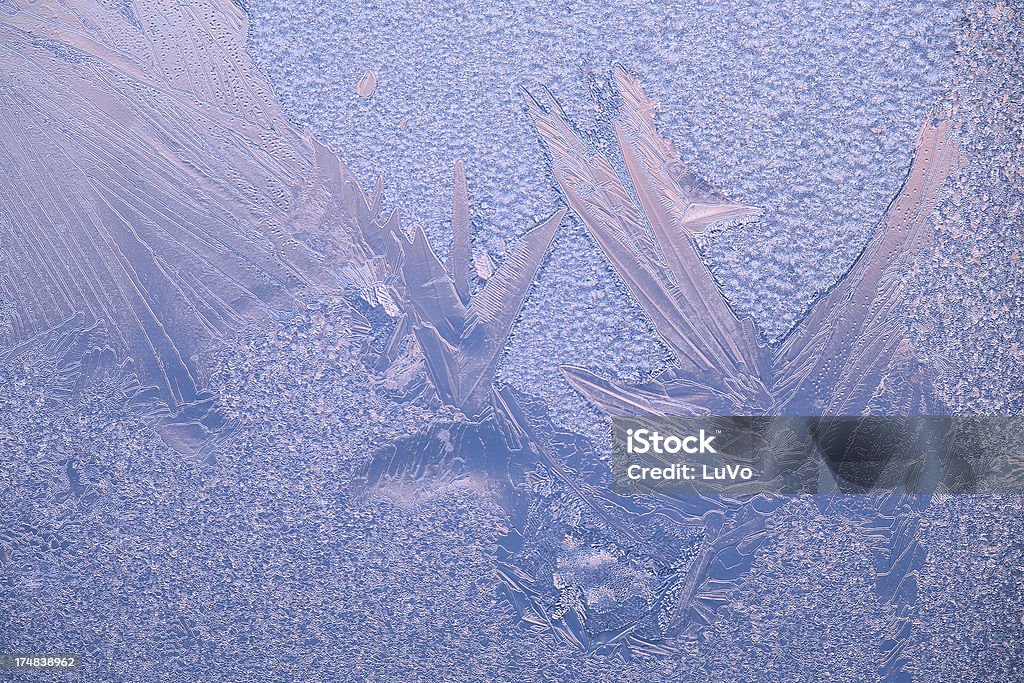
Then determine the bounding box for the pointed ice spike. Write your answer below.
[446,160,472,305]
[374,315,412,372]
[312,137,375,226]
[525,89,663,266]
[412,319,461,407]
[612,66,768,382]
[378,159,564,415]
[774,117,961,411]
[469,206,565,334]
[560,366,712,416]
[613,66,760,235]
[527,91,702,372]
[457,206,567,413]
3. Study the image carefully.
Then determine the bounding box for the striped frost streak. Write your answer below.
[774,119,963,414]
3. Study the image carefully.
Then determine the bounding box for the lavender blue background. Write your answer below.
[2,0,1022,681]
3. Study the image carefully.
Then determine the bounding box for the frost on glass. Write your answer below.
[524,64,975,663]
[1,0,1020,680]
[530,67,961,418]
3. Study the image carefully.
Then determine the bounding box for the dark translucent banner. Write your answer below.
[610,417,1024,495]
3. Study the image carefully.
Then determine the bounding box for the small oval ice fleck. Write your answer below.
[356,70,378,98]
[473,249,496,280]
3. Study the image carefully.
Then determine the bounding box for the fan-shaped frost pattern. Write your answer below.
[0,0,379,414]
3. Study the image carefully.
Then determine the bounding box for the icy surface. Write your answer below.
[529,67,960,421]
[907,1,1024,414]
[1,0,1022,681]
[244,0,963,434]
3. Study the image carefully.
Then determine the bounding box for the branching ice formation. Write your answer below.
[3,0,1005,677]
[529,66,962,418]
[354,160,567,417]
